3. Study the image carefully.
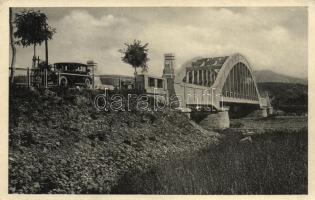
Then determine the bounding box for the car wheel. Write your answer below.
[33,75,42,88]
[85,78,92,89]
[59,76,68,88]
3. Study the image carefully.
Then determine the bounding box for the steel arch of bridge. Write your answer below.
[173,53,267,110]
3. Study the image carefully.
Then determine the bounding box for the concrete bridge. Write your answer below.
[163,53,273,129]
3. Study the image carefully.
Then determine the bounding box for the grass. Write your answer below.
[112,128,308,194]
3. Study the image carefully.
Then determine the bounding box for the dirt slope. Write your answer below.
[9,88,218,194]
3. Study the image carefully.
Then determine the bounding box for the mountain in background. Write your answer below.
[253,70,307,85]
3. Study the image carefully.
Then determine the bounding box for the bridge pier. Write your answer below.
[199,111,230,130]
[181,108,192,119]
[267,107,273,115]
[257,108,268,118]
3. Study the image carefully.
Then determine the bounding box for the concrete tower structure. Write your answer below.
[87,60,97,89]
[163,53,176,105]
[163,53,175,79]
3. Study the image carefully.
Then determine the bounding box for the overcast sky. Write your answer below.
[11,7,308,78]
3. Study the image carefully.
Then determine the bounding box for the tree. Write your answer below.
[119,40,149,89]
[14,9,56,68]
[9,8,16,84]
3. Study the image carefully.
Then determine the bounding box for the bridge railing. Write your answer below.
[223,91,258,101]
[259,98,268,107]
[173,81,216,107]
[9,68,95,89]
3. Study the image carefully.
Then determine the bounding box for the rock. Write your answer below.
[239,136,253,144]
[148,135,157,141]
[42,89,56,98]
[33,182,40,188]
[60,159,67,164]
[246,131,255,135]
[90,113,98,120]
[53,96,63,104]
[74,96,89,106]
[274,110,286,116]
[230,121,244,128]
[127,121,135,128]
[123,139,132,145]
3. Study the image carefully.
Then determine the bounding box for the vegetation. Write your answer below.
[257,82,307,114]
[113,128,307,194]
[119,40,149,79]
[14,9,56,67]
[9,88,217,194]
[9,87,307,194]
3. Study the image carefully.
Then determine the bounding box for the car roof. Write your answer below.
[54,62,88,67]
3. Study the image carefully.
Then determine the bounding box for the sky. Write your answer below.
[11,7,308,78]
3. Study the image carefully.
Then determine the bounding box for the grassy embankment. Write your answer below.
[113,127,307,194]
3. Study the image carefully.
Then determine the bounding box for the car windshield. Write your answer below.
[54,63,88,73]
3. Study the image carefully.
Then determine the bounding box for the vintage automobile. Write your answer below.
[33,62,93,88]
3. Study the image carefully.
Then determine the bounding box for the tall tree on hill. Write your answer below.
[119,40,149,89]
[14,9,56,69]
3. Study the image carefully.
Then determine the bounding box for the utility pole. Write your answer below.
[45,24,49,67]
[45,39,48,66]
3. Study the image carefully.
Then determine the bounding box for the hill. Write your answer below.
[254,70,307,85]
[257,82,307,113]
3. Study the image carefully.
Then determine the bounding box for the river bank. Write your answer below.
[113,127,307,194]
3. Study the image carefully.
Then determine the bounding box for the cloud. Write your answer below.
[12,7,307,78]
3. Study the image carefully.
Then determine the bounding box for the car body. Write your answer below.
[33,62,94,88]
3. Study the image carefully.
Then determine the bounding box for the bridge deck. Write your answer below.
[174,81,262,108]
[222,97,260,105]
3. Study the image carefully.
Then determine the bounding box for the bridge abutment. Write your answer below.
[181,108,192,119]
[257,108,268,118]
[199,111,230,130]
[267,107,273,115]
